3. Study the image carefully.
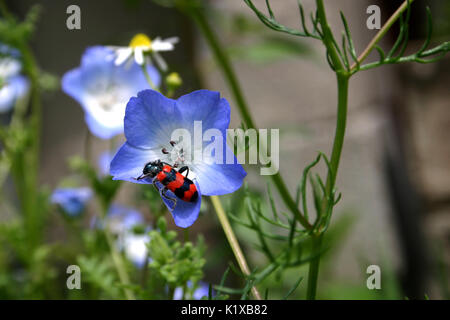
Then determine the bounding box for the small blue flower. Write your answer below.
[105,204,144,234]
[101,205,150,267]
[98,150,115,176]
[51,187,92,217]
[110,89,246,228]
[122,232,151,268]
[62,46,160,139]
[0,44,29,113]
[173,281,213,300]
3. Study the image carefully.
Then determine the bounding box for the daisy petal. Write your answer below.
[152,51,168,71]
[134,48,144,65]
[152,40,176,51]
[115,48,132,66]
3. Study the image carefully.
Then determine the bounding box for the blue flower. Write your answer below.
[98,150,115,176]
[51,187,92,217]
[173,281,213,300]
[122,232,151,268]
[0,45,29,113]
[110,89,246,228]
[62,46,160,139]
[105,204,144,234]
[102,205,150,267]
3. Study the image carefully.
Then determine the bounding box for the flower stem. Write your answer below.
[103,226,136,300]
[141,64,158,91]
[210,195,262,300]
[350,0,415,72]
[188,5,311,229]
[305,1,350,300]
[306,233,323,300]
[83,131,135,300]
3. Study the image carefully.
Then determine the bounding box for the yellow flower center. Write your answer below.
[129,34,152,48]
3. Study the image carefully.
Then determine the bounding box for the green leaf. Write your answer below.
[228,36,314,64]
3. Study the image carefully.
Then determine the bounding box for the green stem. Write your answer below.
[305,1,350,300]
[211,195,262,300]
[104,227,136,300]
[83,131,135,299]
[350,0,415,72]
[306,75,349,300]
[324,74,349,197]
[189,7,255,128]
[306,233,323,299]
[141,64,158,91]
[188,5,311,229]
[316,0,344,71]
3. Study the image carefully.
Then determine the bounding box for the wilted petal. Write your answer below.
[152,51,168,72]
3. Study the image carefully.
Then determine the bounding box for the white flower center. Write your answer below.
[85,79,130,127]
[0,58,21,79]
[159,139,197,180]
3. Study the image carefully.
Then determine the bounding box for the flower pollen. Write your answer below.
[129,34,152,49]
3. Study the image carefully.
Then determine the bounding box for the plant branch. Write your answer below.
[104,227,136,300]
[316,0,344,71]
[211,195,262,300]
[350,0,415,72]
[187,4,311,230]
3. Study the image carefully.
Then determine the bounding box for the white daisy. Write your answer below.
[110,33,178,71]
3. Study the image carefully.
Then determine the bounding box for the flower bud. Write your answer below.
[166,72,182,91]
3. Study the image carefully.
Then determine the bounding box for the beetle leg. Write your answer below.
[136,173,150,180]
[161,161,174,168]
[151,177,160,192]
[177,166,190,178]
[160,187,177,209]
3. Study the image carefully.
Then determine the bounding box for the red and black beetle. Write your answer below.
[137,159,198,207]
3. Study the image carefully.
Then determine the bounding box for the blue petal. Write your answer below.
[84,113,124,140]
[110,142,160,184]
[193,282,212,300]
[62,46,160,140]
[0,75,29,113]
[173,281,212,300]
[98,150,117,176]
[51,187,92,217]
[176,89,230,134]
[124,89,182,149]
[107,204,144,229]
[193,158,246,196]
[155,180,201,228]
